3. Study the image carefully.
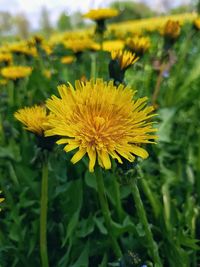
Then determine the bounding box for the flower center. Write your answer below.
[93,116,105,129]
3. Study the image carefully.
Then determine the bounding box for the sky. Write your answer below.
[0,0,192,29]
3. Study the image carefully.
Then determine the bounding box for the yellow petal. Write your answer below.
[100,151,111,170]
[88,147,96,172]
[116,149,135,162]
[71,148,86,164]
[109,150,123,164]
[64,143,79,152]
[57,138,70,145]
[130,145,149,159]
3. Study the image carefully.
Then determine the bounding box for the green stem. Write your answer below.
[40,155,49,267]
[8,81,14,107]
[130,178,162,267]
[95,167,122,259]
[90,52,97,79]
[113,175,123,223]
[140,178,160,219]
[0,113,5,145]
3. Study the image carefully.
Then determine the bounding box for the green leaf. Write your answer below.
[136,223,145,237]
[158,107,176,142]
[84,171,97,190]
[70,242,89,267]
[62,210,80,247]
[76,215,95,238]
[93,216,107,235]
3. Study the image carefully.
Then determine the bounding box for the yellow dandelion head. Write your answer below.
[9,42,37,57]
[63,38,99,53]
[61,55,76,64]
[41,43,53,55]
[111,50,139,70]
[102,40,124,52]
[194,18,200,30]
[45,79,157,172]
[14,105,52,135]
[83,8,119,21]
[0,53,12,64]
[43,69,52,79]
[163,20,181,39]
[1,66,32,80]
[126,36,150,55]
[33,34,44,44]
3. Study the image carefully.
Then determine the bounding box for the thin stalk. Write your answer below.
[8,81,14,107]
[90,52,97,79]
[112,175,123,223]
[0,113,5,145]
[95,167,122,259]
[140,178,160,220]
[152,64,167,107]
[40,154,49,267]
[130,178,162,267]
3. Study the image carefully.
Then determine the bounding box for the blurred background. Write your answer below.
[0,0,198,39]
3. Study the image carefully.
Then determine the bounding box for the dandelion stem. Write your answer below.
[40,153,49,267]
[152,64,166,107]
[130,177,162,267]
[90,53,97,79]
[112,174,123,223]
[95,167,122,259]
[8,81,14,107]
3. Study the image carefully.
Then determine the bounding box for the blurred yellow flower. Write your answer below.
[9,42,37,57]
[14,105,52,136]
[45,79,157,172]
[1,66,32,80]
[163,20,181,39]
[83,8,119,21]
[61,56,75,64]
[111,50,139,70]
[194,18,200,30]
[126,36,150,55]
[102,40,124,52]
[63,38,99,53]
[33,34,44,44]
[43,69,51,79]
[0,53,12,64]
[41,43,53,55]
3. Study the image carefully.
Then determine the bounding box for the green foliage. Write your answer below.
[57,12,72,32]
[109,1,155,23]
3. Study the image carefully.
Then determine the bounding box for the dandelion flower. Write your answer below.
[61,56,75,64]
[43,69,52,79]
[162,20,181,39]
[194,18,200,30]
[102,40,124,52]
[111,50,139,70]
[45,79,157,172]
[1,66,32,80]
[63,38,100,53]
[14,105,51,136]
[0,53,12,64]
[126,36,150,55]
[9,42,37,57]
[83,8,119,35]
[83,8,119,21]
